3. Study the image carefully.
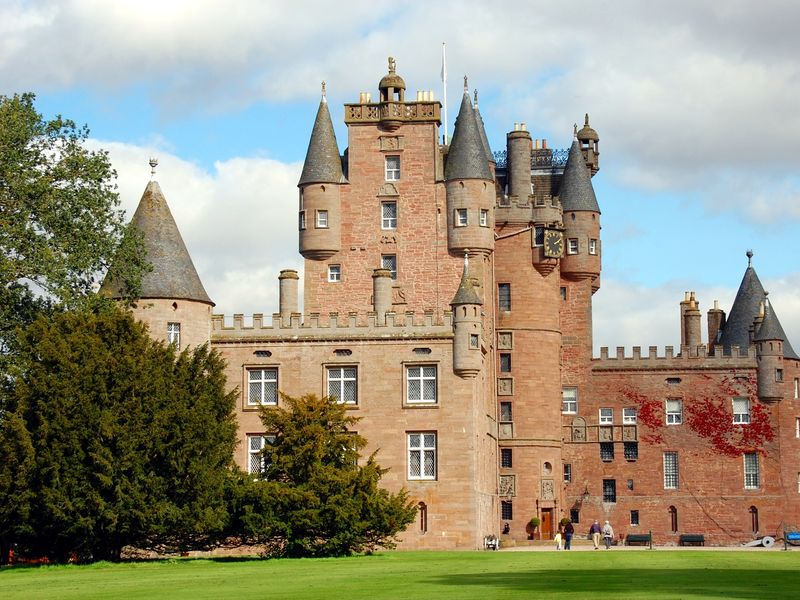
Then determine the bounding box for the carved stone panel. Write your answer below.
[497,332,513,349]
[500,475,516,497]
[497,378,513,396]
[571,417,587,442]
[378,182,399,196]
[380,136,404,151]
[622,425,638,441]
[599,425,614,442]
[541,479,555,500]
[498,423,513,440]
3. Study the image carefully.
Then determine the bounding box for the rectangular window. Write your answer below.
[602,479,617,503]
[664,451,679,489]
[385,155,400,180]
[501,500,513,520]
[498,283,511,311]
[624,442,639,461]
[479,209,489,227]
[470,334,479,349]
[328,264,341,282]
[666,398,683,425]
[630,510,640,526]
[167,322,181,348]
[327,366,358,405]
[500,448,513,468]
[733,397,751,424]
[795,378,799,399]
[248,435,267,475]
[316,209,329,228]
[563,463,572,483]
[570,508,580,524]
[500,402,513,422]
[562,387,578,414]
[560,286,567,301]
[599,407,613,424]
[298,210,306,230]
[407,365,437,404]
[381,254,397,280]
[796,417,800,438]
[567,238,579,254]
[533,225,544,247]
[499,353,512,373]
[744,453,760,489]
[776,368,784,382]
[455,208,468,227]
[600,442,614,462]
[381,201,397,229]
[623,407,637,424]
[408,432,436,480]
[589,239,598,255]
[248,368,278,406]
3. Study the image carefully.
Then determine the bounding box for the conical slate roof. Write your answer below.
[473,92,493,163]
[559,140,600,212]
[718,263,797,358]
[754,300,799,358]
[298,98,343,186]
[451,258,482,306]
[445,92,492,181]
[102,181,213,305]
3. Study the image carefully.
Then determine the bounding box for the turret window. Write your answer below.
[733,397,750,424]
[776,369,784,382]
[381,254,397,279]
[479,209,489,227]
[381,201,397,229]
[299,211,306,230]
[385,155,401,181]
[534,226,544,246]
[567,238,579,254]
[455,208,468,227]
[167,322,181,348]
[589,239,598,255]
[316,210,329,228]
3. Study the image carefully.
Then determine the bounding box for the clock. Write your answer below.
[543,229,564,258]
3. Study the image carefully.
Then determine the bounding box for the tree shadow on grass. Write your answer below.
[428,569,782,599]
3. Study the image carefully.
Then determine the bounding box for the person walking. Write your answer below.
[564,520,574,550]
[602,520,614,549]
[589,520,602,549]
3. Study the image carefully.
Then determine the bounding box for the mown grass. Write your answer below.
[1,550,797,599]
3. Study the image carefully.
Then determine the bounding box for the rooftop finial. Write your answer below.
[573,123,578,138]
[149,157,158,180]
[474,89,478,108]
[463,75,468,93]
[388,56,396,74]
[746,249,753,267]
[321,81,327,103]
[585,113,590,126]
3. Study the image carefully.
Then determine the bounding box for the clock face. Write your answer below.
[544,230,564,258]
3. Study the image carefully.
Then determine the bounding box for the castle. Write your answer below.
[108,58,800,549]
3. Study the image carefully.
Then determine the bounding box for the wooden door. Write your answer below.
[541,509,554,540]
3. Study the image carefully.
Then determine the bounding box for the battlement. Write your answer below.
[211,310,454,342]
[593,344,757,371]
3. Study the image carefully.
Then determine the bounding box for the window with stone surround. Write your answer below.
[247,434,275,476]
[623,407,637,424]
[455,208,468,227]
[663,451,679,489]
[500,402,512,422]
[408,432,436,480]
[500,353,512,373]
[406,365,437,404]
[248,368,278,406]
[316,209,328,228]
[500,448,513,468]
[602,479,616,503]
[381,201,397,229]
[299,210,306,230]
[600,442,614,462]
[501,500,513,520]
[534,226,544,247]
[498,283,511,311]
[563,463,572,483]
[733,397,750,424]
[167,322,181,349]
[624,442,638,461]
[479,209,489,227]
[328,264,341,282]
[381,254,397,280]
[669,506,678,532]
[776,368,784,382]
[327,366,358,405]
[589,239,598,255]
[599,407,613,425]
[385,155,400,181]
[567,238,578,254]
[744,453,760,489]
[666,398,683,425]
[562,387,578,414]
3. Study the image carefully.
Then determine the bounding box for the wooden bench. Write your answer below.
[679,534,705,546]
[625,534,651,546]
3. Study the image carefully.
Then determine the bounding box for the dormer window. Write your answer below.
[385,156,400,181]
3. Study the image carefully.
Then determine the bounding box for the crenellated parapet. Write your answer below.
[211,310,454,342]
[593,344,757,371]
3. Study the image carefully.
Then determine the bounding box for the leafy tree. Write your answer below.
[0,306,238,562]
[234,393,417,558]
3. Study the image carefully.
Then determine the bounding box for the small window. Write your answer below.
[666,399,683,425]
[167,322,181,349]
[327,366,358,405]
[408,432,436,480]
[570,508,580,524]
[533,226,544,247]
[299,210,306,230]
[599,408,613,425]
[501,500,513,520]
[381,254,397,280]
[733,397,750,424]
[563,463,572,483]
[630,510,640,526]
[470,334,479,348]
[500,402,513,422]
[794,378,799,399]
[627,478,634,490]
[562,387,578,414]
[500,353,512,373]
[600,442,614,462]
[498,283,511,311]
[479,209,489,227]
[796,417,800,438]
[623,407,637,424]
[248,368,278,406]
[418,502,428,533]
[664,451,679,489]
[624,442,638,461]
[588,239,598,255]
[247,434,275,476]
[407,365,437,404]
[456,208,468,227]
[381,201,397,229]
[385,155,400,181]
[328,264,341,282]
[316,209,329,228]
[500,448,513,468]
[776,369,784,382]
[749,505,759,535]
[560,286,567,301]
[744,453,760,489]
[567,238,578,254]
[666,377,682,385]
[669,506,678,533]
[602,479,617,503]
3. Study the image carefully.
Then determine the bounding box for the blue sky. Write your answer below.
[4,0,800,352]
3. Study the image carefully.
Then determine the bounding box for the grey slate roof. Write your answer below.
[754,301,782,342]
[445,92,493,181]
[101,181,213,305]
[717,265,798,358]
[298,99,344,186]
[451,263,482,306]
[559,140,600,212]
[474,105,493,163]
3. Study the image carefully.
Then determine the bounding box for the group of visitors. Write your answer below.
[555,519,614,550]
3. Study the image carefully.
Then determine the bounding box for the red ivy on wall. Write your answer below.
[619,387,664,444]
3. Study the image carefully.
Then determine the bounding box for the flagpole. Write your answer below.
[441,42,448,145]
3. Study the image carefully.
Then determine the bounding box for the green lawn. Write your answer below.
[0,551,796,599]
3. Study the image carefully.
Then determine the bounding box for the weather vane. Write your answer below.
[149,157,158,180]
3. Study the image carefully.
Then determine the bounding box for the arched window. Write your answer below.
[749,505,759,535]
[418,501,428,534]
[669,506,678,533]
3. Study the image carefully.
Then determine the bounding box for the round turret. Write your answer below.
[755,298,785,402]
[451,254,483,378]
